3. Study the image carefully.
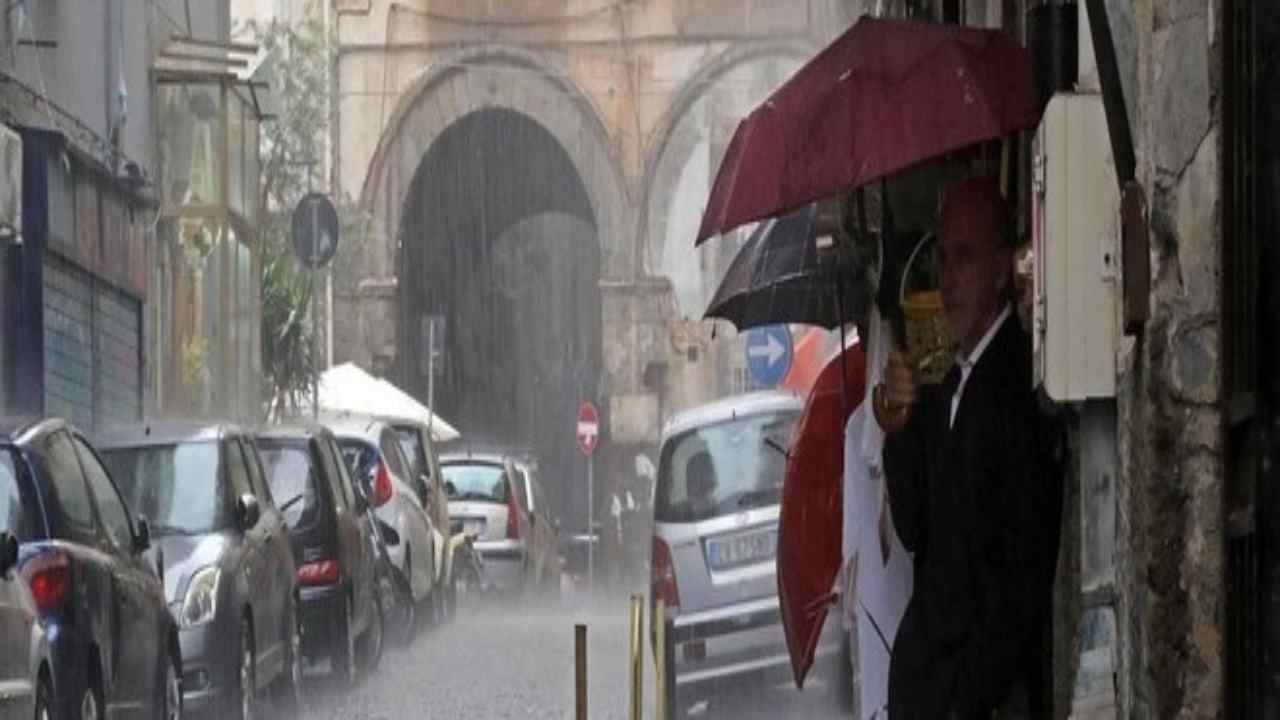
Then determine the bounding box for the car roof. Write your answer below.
[0,416,67,445]
[93,420,244,449]
[325,416,391,442]
[255,423,328,442]
[661,390,804,442]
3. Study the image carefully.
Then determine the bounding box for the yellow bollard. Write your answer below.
[575,623,588,720]
[654,598,667,720]
[629,594,644,720]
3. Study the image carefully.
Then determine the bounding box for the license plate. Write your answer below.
[464,520,487,536]
[706,529,777,570]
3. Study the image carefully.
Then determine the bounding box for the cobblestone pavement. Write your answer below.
[291,591,848,720]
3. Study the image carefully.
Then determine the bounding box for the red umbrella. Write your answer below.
[696,16,1039,244]
[777,342,867,688]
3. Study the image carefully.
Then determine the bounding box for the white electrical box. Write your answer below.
[1032,93,1119,401]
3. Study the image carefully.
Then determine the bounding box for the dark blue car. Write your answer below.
[0,417,181,720]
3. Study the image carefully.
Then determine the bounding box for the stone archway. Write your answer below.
[362,45,631,284]
[359,48,628,526]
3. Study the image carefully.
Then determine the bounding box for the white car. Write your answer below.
[330,418,439,621]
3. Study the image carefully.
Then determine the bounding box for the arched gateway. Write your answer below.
[360,47,630,527]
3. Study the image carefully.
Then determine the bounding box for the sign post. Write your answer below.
[744,325,794,388]
[291,189,339,420]
[577,401,599,589]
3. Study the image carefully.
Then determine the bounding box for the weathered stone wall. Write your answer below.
[1114,1,1225,716]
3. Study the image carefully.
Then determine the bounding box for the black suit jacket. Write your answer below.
[883,316,1062,719]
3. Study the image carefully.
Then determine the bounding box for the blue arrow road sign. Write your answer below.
[745,325,793,388]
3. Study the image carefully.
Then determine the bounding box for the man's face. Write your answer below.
[938,225,1010,355]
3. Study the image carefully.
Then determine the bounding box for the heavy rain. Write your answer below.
[2,1,1272,719]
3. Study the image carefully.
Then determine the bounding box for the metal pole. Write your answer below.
[587,455,594,591]
[575,623,588,720]
[654,598,667,720]
[629,594,644,720]
[310,190,319,422]
[427,318,436,437]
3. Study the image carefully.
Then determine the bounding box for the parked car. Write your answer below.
[649,392,841,716]
[387,420,456,618]
[255,425,383,683]
[97,422,300,719]
[330,418,439,624]
[0,449,52,720]
[0,417,181,720]
[440,451,557,594]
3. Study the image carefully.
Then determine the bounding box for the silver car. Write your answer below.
[651,391,837,713]
[440,452,557,595]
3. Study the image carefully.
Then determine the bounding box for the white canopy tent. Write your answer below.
[301,362,461,443]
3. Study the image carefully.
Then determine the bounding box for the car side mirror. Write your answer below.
[133,516,152,553]
[237,494,261,530]
[0,531,17,575]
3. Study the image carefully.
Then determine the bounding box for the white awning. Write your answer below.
[306,362,461,442]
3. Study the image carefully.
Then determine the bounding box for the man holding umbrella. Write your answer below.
[875,177,1061,719]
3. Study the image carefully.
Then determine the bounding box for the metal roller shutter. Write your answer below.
[42,253,142,429]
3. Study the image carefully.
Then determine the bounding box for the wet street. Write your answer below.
[294,591,847,720]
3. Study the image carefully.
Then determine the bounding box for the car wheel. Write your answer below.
[77,664,104,720]
[235,618,256,720]
[274,599,303,715]
[160,650,182,720]
[35,672,51,720]
[357,589,385,673]
[331,592,358,686]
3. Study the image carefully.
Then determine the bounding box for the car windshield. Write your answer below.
[655,410,797,523]
[258,441,320,530]
[441,462,509,504]
[101,442,226,535]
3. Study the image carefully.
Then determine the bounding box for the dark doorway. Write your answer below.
[398,107,601,529]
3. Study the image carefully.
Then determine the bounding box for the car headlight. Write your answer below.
[180,567,220,629]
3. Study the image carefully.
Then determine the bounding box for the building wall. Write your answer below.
[331,0,868,442]
[1113,1,1224,716]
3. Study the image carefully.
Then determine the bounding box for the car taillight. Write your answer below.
[506,490,520,540]
[297,560,340,587]
[24,550,70,612]
[372,460,394,507]
[651,536,680,612]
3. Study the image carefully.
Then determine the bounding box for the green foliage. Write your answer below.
[240,17,376,419]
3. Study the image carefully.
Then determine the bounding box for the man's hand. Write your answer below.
[874,351,918,434]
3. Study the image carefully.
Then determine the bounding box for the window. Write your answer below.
[74,437,134,552]
[239,438,274,506]
[38,431,94,536]
[380,431,408,478]
[225,439,253,499]
[258,441,319,530]
[101,442,226,535]
[395,427,429,480]
[0,448,39,541]
[440,462,509,504]
[655,410,798,523]
[324,438,356,510]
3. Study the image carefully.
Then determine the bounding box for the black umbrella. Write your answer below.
[703,204,860,331]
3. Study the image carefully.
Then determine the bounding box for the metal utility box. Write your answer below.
[1032,93,1120,401]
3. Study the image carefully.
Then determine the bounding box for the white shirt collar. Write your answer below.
[957,304,1012,373]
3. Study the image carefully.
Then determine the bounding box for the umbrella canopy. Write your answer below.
[703,205,861,330]
[696,16,1038,243]
[777,342,866,688]
[305,362,461,443]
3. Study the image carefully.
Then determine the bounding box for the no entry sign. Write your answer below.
[577,402,599,457]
